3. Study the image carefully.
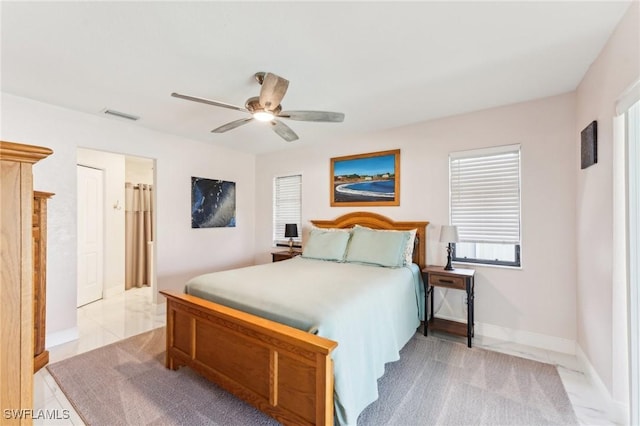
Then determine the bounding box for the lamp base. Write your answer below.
[288,238,294,253]
[444,243,454,271]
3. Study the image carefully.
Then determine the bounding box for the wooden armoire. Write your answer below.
[33,191,53,373]
[0,141,52,425]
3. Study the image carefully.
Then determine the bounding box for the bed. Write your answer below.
[160,212,429,426]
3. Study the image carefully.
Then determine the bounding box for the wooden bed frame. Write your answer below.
[160,212,429,425]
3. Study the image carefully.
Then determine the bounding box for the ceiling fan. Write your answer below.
[171,72,345,142]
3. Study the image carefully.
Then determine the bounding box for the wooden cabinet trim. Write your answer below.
[0,141,53,164]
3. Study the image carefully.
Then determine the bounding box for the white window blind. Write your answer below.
[273,174,302,245]
[450,145,521,244]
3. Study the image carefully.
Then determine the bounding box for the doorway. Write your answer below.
[76,148,156,306]
[627,99,639,426]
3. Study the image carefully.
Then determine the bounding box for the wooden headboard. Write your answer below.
[311,211,429,269]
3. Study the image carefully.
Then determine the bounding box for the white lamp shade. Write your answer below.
[439,225,459,243]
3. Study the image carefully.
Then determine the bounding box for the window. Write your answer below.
[449,144,521,267]
[273,174,302,247]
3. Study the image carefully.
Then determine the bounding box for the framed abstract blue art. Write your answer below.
[191,177,236,228]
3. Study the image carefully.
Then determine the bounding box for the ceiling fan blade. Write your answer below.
[270,119,299,142]
[278,110,345,122]
[211,117,254,133]
[259,73,289,111]
[171,92,248,113]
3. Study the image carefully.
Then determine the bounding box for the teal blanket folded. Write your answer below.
[186,257,423,426]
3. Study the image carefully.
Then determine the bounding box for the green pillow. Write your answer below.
[354,224,417,265]
[302,229,352,262]
[345,226,410,267]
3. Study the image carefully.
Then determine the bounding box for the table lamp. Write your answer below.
[439,225,459,271]
[284,223,298,252]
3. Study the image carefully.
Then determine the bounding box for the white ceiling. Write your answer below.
[1,1,631,154]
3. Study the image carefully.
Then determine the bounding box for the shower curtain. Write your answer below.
[125,182,154,289]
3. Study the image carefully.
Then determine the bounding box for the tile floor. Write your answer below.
[34,287,618,425]
[33,287,165,425]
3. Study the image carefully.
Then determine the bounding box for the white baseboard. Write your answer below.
[432,313,576,354]
[576,344,630,424]
[46,326,78,348]
[476,321,576,354]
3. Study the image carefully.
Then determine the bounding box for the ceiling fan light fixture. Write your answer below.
[172,72,344,142]
[253,111,274,122]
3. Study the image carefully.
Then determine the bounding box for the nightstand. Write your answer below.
[271,250,302,262]
[422,265,476,347]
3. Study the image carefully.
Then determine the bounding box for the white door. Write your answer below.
[77,165,104,307]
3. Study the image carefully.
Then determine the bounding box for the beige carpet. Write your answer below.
[47,327,578,425]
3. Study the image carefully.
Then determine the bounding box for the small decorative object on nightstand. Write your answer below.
[439,225,459,271]
[271,249,302,262]
[422,265,476,347]
[285,223,298,252]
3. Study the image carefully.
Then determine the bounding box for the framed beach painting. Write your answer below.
[191,177,236,228]
[330,149,400,206]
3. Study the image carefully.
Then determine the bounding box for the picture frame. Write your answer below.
[191,177,236,228]
[581,120,597,169]
[330,149,400,206]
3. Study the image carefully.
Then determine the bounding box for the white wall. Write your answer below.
[125,156,154,185]
[256,92,578,349]
[1,93,256,344]
[575,0,639,411]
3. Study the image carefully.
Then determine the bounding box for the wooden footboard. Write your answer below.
[160,291,338,426]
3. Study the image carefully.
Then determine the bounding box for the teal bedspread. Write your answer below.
[185,256,423,426]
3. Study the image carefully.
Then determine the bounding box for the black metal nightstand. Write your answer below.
[422,265,476,347]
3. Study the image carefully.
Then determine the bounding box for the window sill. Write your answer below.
[274,244,302,249]
[452,261,522,271]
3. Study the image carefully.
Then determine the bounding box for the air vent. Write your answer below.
[103,109,140,121]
